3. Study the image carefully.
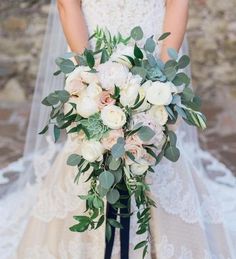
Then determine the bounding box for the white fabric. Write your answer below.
[0,0,236,258]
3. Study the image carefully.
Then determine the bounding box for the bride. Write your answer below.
[0,0,236,258]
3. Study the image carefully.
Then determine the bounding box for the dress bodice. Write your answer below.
[81,0,166,43]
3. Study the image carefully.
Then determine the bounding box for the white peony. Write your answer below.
[146,81,173,105]
[110,43,134,68]
[130,162,149,176]
[148,105,169,126]
[97,61,129,90]
[120,73,142,107]
[101,105,126,129]
[80,68,99,85]
[81,140,104,162]
[75,92,99,118]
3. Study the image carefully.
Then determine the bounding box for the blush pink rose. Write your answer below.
[101,129,124,150]
[98,91,116,109]
[124,135,145,165]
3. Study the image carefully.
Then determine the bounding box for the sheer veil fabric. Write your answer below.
[0,0,236,258]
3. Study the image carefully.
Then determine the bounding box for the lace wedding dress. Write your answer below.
[0,0,236,258]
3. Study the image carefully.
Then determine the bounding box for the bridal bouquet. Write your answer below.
[40,26,206,257]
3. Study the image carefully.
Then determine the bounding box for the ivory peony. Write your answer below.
[97,61,129,90]
[146,81,172,105]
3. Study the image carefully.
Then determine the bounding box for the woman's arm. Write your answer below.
[57,0,88,53]
[160,0,189,61]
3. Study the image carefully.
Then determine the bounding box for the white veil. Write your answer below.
[0,0,67,194]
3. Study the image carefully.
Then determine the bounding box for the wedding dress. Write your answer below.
[0,0,236,258]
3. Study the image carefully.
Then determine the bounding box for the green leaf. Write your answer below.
[182,87,194,102]
[158,32,171,41]
[98,171,115,189]
[164,145,180,162]
[84,49,95,68]
[55,90,70,103]
[178,55,190,69]
[93,196,103,209]
[168,48,178,60]
[67,154,82,166]
[39,124,48,135]
[53,70,61,76]
[100,48,109,64]
[47,93,59,106]
[134,240,148,250]
[97,184,109,197]
[147,54,157,67]
[131,26,144,41]
[172,72,190,87]
[41,97,51,106]
[96,215,105,229]
[111,137,125,159]
[134,44,144,59]
[70,222,89,232]
[60,59,75,74]
[168,131,177,146]
[108,218,123,229]
[138,126,155,142]
[111,168,123,184]
[164,66,177,81]
[106,222,112,241]
[54,125,60,142]
[131,66,147,80]
[144,37,156,53]
[109,157,121,171]
[107,189,120,204]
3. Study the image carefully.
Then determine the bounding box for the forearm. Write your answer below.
[57,0,88,53]
[160,0,189,61]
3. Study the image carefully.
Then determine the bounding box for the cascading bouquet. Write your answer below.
[40,26,206,257]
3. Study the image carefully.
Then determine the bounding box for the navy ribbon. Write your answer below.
[104,187,130,259]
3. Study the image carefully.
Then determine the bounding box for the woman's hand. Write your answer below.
[160,0,189,61]
[57,0,88,53]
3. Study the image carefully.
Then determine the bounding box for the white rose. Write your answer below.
[148,105,169,126]
[130,162,149,175]
[86,82,102,98]
[97,61,129,90]
[65,68,87,96]
[111,43,134,68]
[81,140,104,162]
[146,81,173,105]
[120,74,142,107]
[75,92,99,118]
[135,84,151,112]
[101,105,126,129]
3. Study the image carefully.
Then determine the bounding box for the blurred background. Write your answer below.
[0,0,236,176]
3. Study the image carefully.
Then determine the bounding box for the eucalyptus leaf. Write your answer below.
[109,157,121,171]
[131,66,147,79]
[144,37,156,53]
[55,90,70,103]
[54,125,60,142]
[111,137,125,159]
[67,154,82,166]
[138,126,155,142]
[178,55,190,69]
[98,171,115,189]
[107,189,120,204]
[131,26,144,41]
[39,124,48,135]
[168,48,178,60]
[59,59,75,74]
[164,145,180,162]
